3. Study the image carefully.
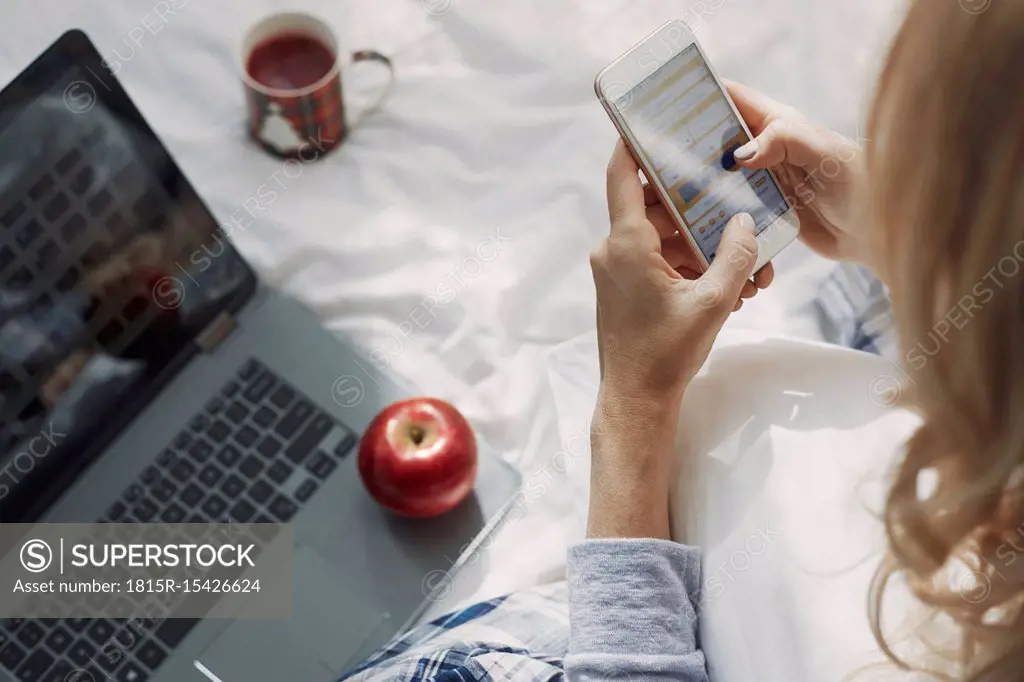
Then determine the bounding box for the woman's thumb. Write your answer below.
[696,214,759,310]
[733,119,828,170]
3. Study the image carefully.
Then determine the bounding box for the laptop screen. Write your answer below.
[0,62,256,520]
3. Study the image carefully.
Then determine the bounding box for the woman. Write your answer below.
[341,1,1024,680]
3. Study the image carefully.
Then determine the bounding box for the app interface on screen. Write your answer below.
[618,44,789,261]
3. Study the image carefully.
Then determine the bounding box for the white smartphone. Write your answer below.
[595,19,799,272]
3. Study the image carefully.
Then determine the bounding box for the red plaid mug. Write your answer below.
[241,12,395,159]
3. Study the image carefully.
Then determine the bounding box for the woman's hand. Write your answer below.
[586,141,768,540]
[727,80,866,263]
[593,141,771,405]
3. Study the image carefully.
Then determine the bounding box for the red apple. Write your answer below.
[358,398,478,518]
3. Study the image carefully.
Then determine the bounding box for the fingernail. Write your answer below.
[734,140,758,160]
[736,213,756,232]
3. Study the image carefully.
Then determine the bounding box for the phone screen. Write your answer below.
[614,44,790,262]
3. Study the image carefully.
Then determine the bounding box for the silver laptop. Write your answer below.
[0,30,520,682]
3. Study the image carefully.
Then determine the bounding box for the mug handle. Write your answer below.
[345,50,396,127]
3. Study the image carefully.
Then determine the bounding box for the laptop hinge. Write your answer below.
[196,312,238,353]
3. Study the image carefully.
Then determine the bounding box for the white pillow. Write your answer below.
[548,328,920,682]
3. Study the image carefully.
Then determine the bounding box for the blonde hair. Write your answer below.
[866,0,1024,678]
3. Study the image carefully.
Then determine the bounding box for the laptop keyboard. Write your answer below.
[0,358,359,682]
[101,357,358,527]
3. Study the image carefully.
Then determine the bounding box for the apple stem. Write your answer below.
[409,425,425,445]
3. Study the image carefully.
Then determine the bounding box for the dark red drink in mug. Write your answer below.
[241,13,394,159]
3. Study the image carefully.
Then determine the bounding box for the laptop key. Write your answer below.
[266,461,292,484]
[201,495,227,519]
[225,402,249,425]
[29,175,54,202]
[15,219,41,249]
[59,213,87,245]
[87,186,114,215]
[153,618,198,648]
[12,648,51,681]
[198,465,224,487]
[334,431,358,458]
[156,449,177,468]
[106,501,127,521]
[65,620,89,633]
[274,399,314,440]
[252,406,276,428]
[188,440,214,463]
[170,459,196,483]
[159,504,186,524]
[152,479,177,503]
[242,370,276,403]
[228,500,256,523]
[0,244,14,271]
[172,431,192,450]
[55,148,83,173]
[207,421,231,444]
[237,455,263,480]
[256,436,282,459]
[136,641,166,670]
[79,666,106,682]
[34,238,58,268]
[115,660,148,682]
[247,480,273,504]
[14,621,44,648]
[97,648,124,673]
[132,498,158,522]
[51,265,77,290]
[68,640,92,666]
[295,479,318,503]
[1,199,26,226]
[222,381,240,398]
[284,414,333,464]
[233,426,258,448]
[179,483,204,507]
[221,475,245,499]
[0,639,26,670]
[216,445,242,468]
[8,265,31,287]
[307,452,338,480]
[190,414,210,433]
[139,466,159,485]
[40,659,73,682]
[44,193,70,222]
[85,619,116,646]
[205,396,225,416]
[237,359,261,381]
[123,484,144,503]
[269,384,295,410]
[43,626,72,654]
[2,618,25,633]
[268,495,298,522]
[0,640,25,670]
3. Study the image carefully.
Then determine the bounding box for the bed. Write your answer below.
[0,0,904,614]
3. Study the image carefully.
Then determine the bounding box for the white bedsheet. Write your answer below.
[0,0,903,612]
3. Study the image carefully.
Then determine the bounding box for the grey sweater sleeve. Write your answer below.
[565,538,707,682]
